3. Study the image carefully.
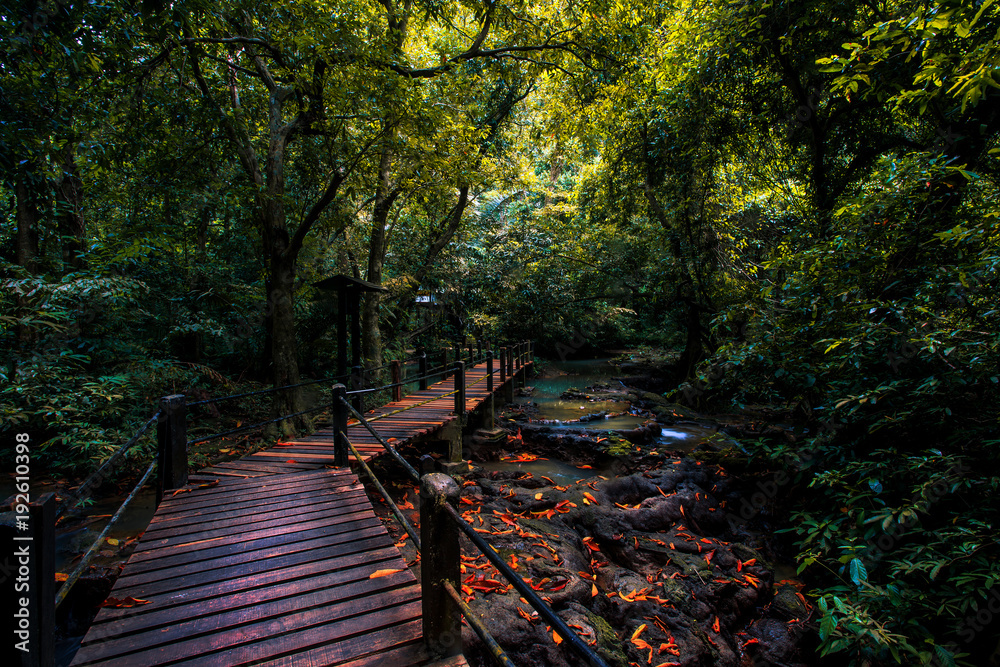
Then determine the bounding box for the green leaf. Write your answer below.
[849,558,868,586]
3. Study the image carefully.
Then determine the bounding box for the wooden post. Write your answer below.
[468,341,473,363]
[337,287,348,378]
[506,345,514,378]
[454,360,465,421]
[391,360,402,402]
[477,339,482,362]
[520,341,528,387]
[351,364,363,412]
[332,383,348,467]
[499,347,507,385]
[157,394,187,506]
[22,493,55,667]
[486,350,495,429]
[419,352,428,391]
[420,473,462,660]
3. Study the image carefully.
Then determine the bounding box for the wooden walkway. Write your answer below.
[70,360,527,667]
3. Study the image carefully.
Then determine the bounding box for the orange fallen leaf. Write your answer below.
[632,636,654,662]
[54,573,69,582]
[712,616,721,633]
[170,479,220,496]
[552,630,563,644]
[397,492,414,510]
[631,624,647,641]
[99,596,151,608]
[369,568,403,579]
[535,492,543,500]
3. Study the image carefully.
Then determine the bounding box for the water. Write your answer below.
[526,359,647,430]
[658,424,727,453]
[478,459,617,485]
[55,488,158,573]
[524,358,736,457]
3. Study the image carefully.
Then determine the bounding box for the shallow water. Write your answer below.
[56,488,157,572]
[527,358,647,429]
[658,423,728,452]
[527,359,739,457]
[477,458,617,485]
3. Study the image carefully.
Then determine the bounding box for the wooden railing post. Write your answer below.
[506,345,514,378]
[332,383,348,467]
[453,360,465,421]
[21,492,55,667]
[157,394,187,506]
[477,339,482,362]
[418,352,428,391]
[486,350,495,429]
[499,347,507,385]
[351,364,363,412]
[520,341,529,386]
[391,360,402,402]
[468,341,473,363]
[420,473,462,660]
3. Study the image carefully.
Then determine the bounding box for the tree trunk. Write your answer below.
[15,175,39,274]
[677,298,705,379]
[362,143,397,372]
[268,252,304,435]
[15,173,40,346]
[57,146,86,274]
[262,113,309,433]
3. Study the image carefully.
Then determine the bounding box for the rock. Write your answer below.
[769,581,811,620]
[744,617,809,666]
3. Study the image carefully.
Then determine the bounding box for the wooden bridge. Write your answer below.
[67,350,533,667]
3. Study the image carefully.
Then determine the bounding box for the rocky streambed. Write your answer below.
[448,427,812,667]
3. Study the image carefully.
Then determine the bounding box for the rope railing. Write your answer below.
[340,402,421,482]
[441,499,610,667]
[187,404,329,447]
[343,435,421,547]
[55,459,158,610]
[344,361,496,424]
[333,411,517,664]
[57,410,161,518]
[442,581,516,667]
[187,373,351,408]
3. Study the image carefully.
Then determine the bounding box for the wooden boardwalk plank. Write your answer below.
[71,360,531,667]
